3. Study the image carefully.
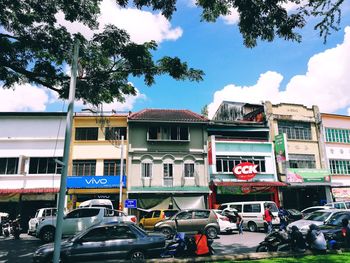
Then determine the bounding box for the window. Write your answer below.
[176,211,192,220]
[326,128,350,143]
[163,163,173,178]
[29,157,63,174]
[75,127,98,140]
[104,160,126,175]
[105,127,127,140]
[72,160,96,176]
[148,126,189,141]
[329,159,350,175]
[141,163,152,178]
[0,158,19,174]
[153,211,161,218]
[289,154,316,169]
[230,205,242,212]
[216,156,266,173]
[278,121,312,140]
[243,204,261,213]
[184,163,195,177]
[194,211,210,219]
[82,227,108,242]
[109,226,136,239]
[80,208,100,217]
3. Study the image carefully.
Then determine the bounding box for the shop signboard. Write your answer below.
[275,133,288,162]
[124,199,137,209]
[232,162,258,180]
[217,186,272,195]
[286,169,330,183]
[332,188,350,201]
[67,175,127,189]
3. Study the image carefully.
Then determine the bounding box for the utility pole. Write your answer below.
[119,135,124,210]
[53,40,79,263]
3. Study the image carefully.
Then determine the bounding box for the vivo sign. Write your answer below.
[232,162,258,180]
[67,176,126,189]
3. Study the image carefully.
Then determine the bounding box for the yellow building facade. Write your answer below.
[66,113,128,211]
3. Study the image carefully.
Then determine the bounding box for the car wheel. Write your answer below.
[206,227,218,239]
[161,227,173,239]
[40,227,55,243]
[248,222,258,232]
[129,250,145,263]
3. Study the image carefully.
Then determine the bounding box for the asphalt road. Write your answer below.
[0,231,266,263]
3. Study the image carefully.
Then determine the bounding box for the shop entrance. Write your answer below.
[281,186,327,210]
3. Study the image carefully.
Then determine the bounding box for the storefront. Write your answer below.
[208,136,282,208]
[280,168,333,210]
[66,175,126,210]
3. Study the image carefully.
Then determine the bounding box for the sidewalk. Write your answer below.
[146,249,349,262]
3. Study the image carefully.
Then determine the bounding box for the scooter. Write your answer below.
[11,219,21,239]
[256,229,291,252]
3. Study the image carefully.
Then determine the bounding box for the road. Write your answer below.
[0,231,266,263]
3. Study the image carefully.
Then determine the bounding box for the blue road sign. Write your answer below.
[124,199,137,209]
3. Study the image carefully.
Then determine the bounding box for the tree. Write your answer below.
[0,0,204,105]
[0,0,345,105]
[201,104,208,118]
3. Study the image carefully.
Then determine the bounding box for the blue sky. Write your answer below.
[1,0,350,118]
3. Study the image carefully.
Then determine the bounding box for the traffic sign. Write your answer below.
[124,199,137,209]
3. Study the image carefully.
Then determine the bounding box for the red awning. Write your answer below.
[0,188,59,194]
[212,181,287,187]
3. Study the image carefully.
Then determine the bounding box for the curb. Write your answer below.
[146,249,350,262]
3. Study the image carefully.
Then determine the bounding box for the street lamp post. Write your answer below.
[119,135,124,210]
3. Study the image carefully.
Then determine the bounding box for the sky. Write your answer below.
[1,0,350,119]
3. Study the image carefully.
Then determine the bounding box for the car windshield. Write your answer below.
[130,224,148,237]
[164,210,178,218]
[326,213,350,226]
[304,211,331,221]
[266,202,278,212]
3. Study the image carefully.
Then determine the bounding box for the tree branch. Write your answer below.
[0,33,20,40]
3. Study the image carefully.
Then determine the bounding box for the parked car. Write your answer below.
[0,212,9,236]
[153,209,220,239]
[139,209,178,230]
[28,208,57,236]
[33,222,166,263]
[319,211,350,243]
[213,209,238,233]
[324,201,350,210]
[218,201,280,232]
[285,209,303,222]
[287,209,338,235]
[36,207,137,242]
[301,206,333,217]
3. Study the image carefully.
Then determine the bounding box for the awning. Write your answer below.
[0,188,59,194]
[212,181,287,187]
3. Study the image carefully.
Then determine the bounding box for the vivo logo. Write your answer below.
[85,178,108,185]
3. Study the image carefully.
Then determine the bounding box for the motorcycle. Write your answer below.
[11,219,21,239]
[2,222,10,237]
[256,229,291,252]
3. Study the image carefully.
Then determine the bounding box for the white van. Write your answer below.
[78,199,114,215]
[218,201,280,232]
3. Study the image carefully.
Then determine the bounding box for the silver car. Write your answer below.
[287,209,339,235]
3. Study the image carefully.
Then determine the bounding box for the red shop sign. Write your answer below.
[232,162,258,180]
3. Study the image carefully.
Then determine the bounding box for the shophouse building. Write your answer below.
[322,113,350,202]
[66,112,128,210]
[0,112,65,229]
[208,102,283,208]
[127,109,209,214]
[265,102,332,210]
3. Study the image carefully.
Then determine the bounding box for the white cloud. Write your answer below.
[55,0,182,44]
[101,88,146,112]
[221,8,240,25]
[208,26,350,119]
[0,83,50,111]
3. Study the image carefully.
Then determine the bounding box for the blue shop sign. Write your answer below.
[67,175,126,189]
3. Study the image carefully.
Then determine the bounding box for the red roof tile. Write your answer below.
[129,109,208,122]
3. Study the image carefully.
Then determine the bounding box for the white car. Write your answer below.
[28,208,58,236]
[287,209,338,235]
[213,209,238,233]
[36,207,136,242]
[301,206,333,217]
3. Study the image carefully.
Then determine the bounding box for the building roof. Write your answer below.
[128,109,208,123]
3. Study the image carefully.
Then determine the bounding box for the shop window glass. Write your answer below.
[163,163,173,178]
[148,126,189,141]
[0,158,19,174]
[184,163,195,177]
[216,156,266,173]
[29,157,62,174]
[278,121,311,140]
[141,163,152,178]
[103,159,126,176]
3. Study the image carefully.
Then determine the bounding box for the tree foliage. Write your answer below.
[0,0,345,105]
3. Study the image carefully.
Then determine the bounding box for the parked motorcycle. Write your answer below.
[2,222,10,237]
[256,229,291,252]
[11,219,21,239]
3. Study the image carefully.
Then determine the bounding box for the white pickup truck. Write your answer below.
[36,207,136,242]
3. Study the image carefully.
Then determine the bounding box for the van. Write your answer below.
[218,201,280,232]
